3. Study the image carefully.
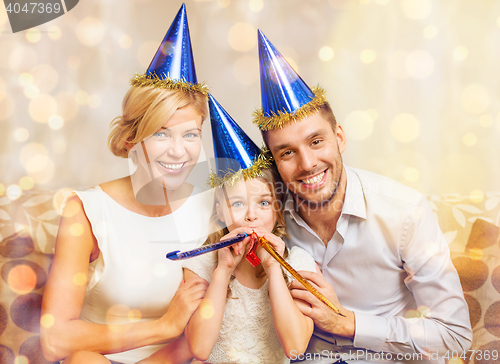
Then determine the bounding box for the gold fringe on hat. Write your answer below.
[252,86,327,131]
[130,73,209,97]
[208,148,274,189]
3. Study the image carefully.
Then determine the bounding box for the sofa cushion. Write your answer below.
[0,189,71,255]
[429,193,500,253]
[0,190,65,364]
[451,219,500,364]
[0,231,57,364]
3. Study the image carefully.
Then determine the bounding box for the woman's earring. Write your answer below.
[130,150,138,164]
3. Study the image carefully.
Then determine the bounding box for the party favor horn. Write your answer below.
[259,236,345,316]
[166,233,248,260]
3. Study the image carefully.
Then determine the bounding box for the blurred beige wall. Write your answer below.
[1,0,499,199]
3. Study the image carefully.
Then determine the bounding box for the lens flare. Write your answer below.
[7,264,36,294]
[40,314,55,328]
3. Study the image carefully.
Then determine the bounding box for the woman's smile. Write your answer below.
[157,161,187,174]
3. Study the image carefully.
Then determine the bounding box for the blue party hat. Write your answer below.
[209,94,272,188]
[253,30,327,130]
[130,4,208,96]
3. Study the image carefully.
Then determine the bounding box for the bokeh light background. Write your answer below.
[0,0,499,198]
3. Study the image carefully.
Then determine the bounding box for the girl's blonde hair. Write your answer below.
[206,166,286,245]
[204,165,290,289]
[108,86,208,158]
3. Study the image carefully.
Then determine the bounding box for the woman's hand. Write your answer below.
[159,276,209,338]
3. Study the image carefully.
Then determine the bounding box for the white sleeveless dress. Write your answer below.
[182,246,316,364]
[75,186,213,364]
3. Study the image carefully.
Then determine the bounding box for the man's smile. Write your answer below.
[299,169,327,188]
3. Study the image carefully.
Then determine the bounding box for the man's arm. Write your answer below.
[290,196,473,357]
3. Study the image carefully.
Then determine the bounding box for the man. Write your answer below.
[253,30,472,363]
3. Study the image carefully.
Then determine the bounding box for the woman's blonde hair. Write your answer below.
[204,165,290,290]
[108,86,208,158]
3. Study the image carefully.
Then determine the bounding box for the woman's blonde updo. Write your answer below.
[108,86,208,158]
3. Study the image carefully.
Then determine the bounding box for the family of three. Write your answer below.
[40,4,472,364]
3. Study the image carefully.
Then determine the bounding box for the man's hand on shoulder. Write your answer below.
[289,268,355,339]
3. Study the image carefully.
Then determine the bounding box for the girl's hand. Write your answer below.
[217,242,245,273]
[252,228,286,272]
[216,227,252,274]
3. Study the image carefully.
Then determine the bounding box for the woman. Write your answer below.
[41,5,212,364]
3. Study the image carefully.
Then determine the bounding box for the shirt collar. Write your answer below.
[342,166,366,219]
[283,165,366,220]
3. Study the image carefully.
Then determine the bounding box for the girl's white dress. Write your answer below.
[183,246,316,364]
[75,186,212,364]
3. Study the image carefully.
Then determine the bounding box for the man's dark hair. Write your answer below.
[261,101,337,147]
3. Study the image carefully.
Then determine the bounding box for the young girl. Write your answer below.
[180,95,317,364]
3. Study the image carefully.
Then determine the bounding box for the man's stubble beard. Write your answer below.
[291,155,344,212]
